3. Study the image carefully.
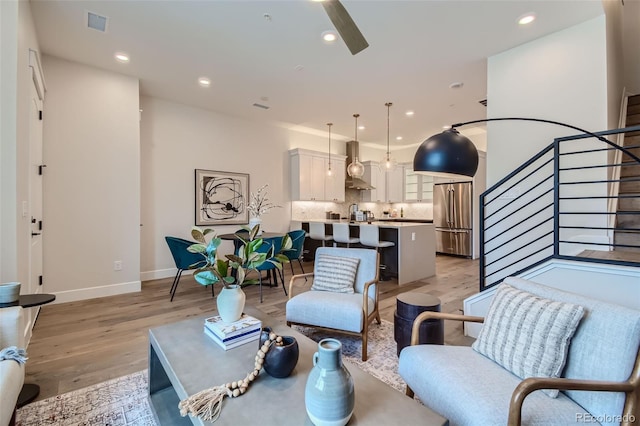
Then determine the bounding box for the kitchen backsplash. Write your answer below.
[291,189,433,221]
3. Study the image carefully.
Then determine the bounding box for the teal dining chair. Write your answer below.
[165,236,211,301]
[285,229,307,278]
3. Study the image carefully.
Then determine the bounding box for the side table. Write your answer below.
[1,293,56,407]
[394,292,444,356]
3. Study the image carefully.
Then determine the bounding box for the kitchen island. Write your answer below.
[300,220,435,285]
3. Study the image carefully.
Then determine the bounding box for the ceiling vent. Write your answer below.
[86,11,108,32]
[478,99,488,107]
[252,103,270,110]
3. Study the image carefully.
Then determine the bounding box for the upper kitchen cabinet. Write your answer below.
[361,161,404,203]
[404,167,434,202]
[290,149,346,202]
[361,161,386,202]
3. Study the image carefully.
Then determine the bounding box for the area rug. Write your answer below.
[17,320,403,425]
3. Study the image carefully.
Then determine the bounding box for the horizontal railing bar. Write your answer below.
[561,176,640,185]
[485,158,554,207]
[555,124,640,142]
[559,225,640,231]
[559,240,640,249]
[485,217,551,250]
[559,142,640,156]
[485,244,553,279]
[485,202,553,232]
[560,195,640,200]
[485,231,554,269]
[485,181,553,222]
[559,162,638,171]
[554,254,640,269]
[559,211,640,215]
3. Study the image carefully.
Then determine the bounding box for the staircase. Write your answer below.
[615,94,640,254]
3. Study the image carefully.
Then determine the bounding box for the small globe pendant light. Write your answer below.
[327,122,333,177]
[381,102,397,171]
[346,114,365,178]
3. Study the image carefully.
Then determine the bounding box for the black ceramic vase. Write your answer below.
[259,327,299,378]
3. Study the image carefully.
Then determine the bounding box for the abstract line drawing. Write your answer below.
[195,169,249,226]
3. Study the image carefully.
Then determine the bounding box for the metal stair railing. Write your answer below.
[480,125,640,291]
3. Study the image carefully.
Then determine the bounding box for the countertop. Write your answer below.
[302,219,433,228]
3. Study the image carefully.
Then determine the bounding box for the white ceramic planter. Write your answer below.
[216,284,246,323]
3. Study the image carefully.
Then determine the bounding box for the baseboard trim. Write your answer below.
[51,281,141,304]
[140,268,193,282]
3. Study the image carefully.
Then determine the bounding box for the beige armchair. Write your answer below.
[0,306,25,426]
[286,247,380,361]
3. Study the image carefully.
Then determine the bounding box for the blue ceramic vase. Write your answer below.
[305,338,355,426]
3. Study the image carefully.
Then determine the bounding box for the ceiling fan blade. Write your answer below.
[322,0,369,55]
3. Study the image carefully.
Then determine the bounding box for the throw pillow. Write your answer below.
[311,254,360,294]
[472,283,584,398]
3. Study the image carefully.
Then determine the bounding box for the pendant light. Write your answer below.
[346,113,365,178]
[382,102,397,171]
[326,122,333,176]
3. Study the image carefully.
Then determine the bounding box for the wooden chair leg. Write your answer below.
[405,385,415,398]
[362,325,368,361]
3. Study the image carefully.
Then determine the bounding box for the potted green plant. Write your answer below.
[188,224,291,323]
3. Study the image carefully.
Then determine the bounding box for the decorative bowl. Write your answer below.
[0,282,21,304]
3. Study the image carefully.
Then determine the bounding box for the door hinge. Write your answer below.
[39,110,43,120]
[38,164,47,175]
[38,220,43,231]
[39,275,43,286]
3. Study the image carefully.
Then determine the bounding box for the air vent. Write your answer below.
[86,11,108,32]
[479,99,488,107]
[252,103,270,110]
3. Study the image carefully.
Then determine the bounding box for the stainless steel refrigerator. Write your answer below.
[434,182,473,257]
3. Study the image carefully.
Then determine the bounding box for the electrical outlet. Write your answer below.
[114,260,123,271]
[411,232,416,241]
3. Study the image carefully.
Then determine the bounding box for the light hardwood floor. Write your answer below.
[25,254,479,401]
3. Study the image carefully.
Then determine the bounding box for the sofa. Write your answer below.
[0,307,25,426]
[398,277,640,426]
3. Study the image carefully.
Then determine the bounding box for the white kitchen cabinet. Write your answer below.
[290,149,346,202]
[361,161,386,202]
[386,166,404,202]
[404,167,434,202]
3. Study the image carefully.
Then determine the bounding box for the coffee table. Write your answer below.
[148,307,448,425]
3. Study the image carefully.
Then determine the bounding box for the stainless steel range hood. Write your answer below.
[345,141,375,190]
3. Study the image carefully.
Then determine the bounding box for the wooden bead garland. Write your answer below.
[179,330,285,422]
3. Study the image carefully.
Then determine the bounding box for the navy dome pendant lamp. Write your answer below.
[413,128,479,178]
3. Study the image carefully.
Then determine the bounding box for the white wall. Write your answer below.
[140,96,330,280]
[603,0,625,130]
[42,56,141,302]
[487,16,608,186]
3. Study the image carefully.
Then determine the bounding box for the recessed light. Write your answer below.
[518,13,536,25]
[198,77,211,87]
[405,111,414,117]
[358,125,365,130]
[114,52,129,63]
[449,82,464,89]
[443,125,451,130]
[322,30,338,43]
[396,136,403,141]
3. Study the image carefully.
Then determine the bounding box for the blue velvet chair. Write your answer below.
[164,236,211,301]
[285,229,306,278]
[253,236,286,303]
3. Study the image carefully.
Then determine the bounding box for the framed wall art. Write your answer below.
[195,169,249,226]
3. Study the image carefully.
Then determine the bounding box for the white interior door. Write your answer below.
[29,73,44,297]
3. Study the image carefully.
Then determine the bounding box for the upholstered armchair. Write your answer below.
[398,277,640,426]
[286,247,380,361]
[0,306,25,426]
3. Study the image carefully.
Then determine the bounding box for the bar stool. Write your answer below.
[309,222,333,247]
[332,223,359,248]
[359,224,395,280]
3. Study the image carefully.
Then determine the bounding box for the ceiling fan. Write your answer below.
[321,0,369,55]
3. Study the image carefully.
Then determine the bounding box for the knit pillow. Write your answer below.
[472,283,584,398]
[311,254,359,294]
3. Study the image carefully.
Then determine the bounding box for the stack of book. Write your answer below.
[204,314,262,350]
